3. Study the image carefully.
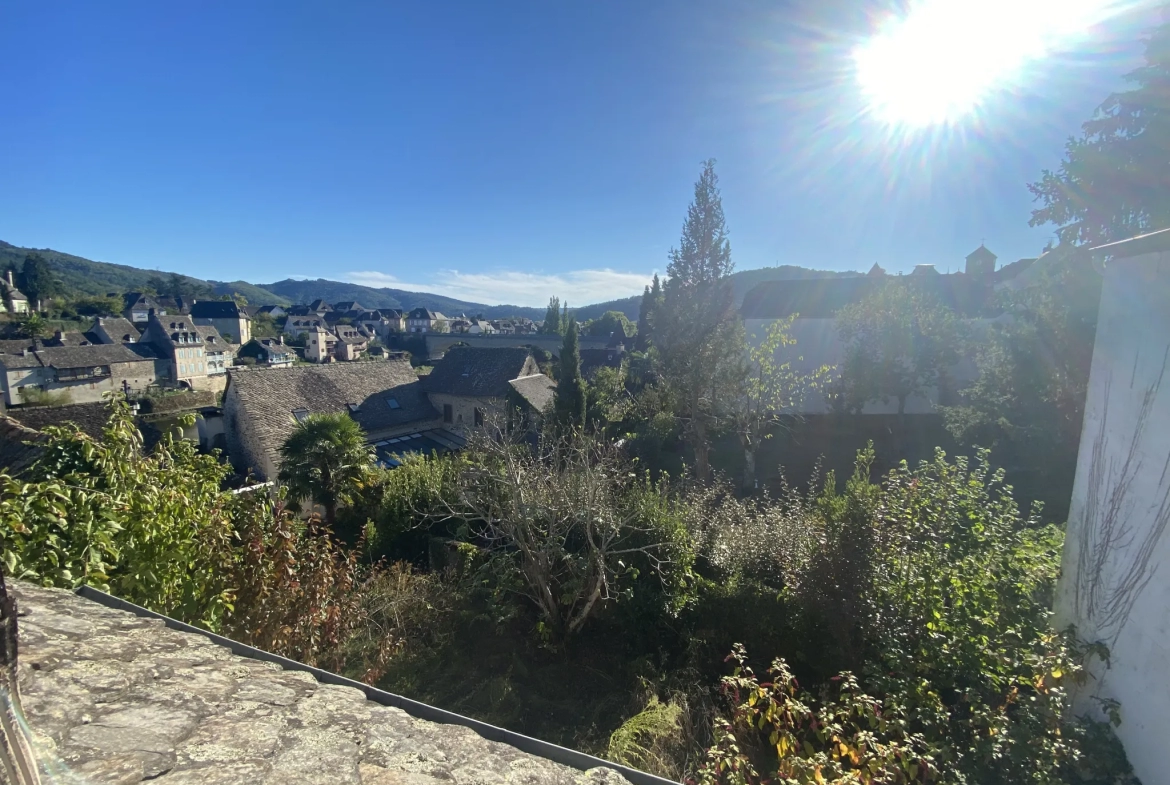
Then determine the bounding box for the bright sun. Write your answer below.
[854,0,1119,127]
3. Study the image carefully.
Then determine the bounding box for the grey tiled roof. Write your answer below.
[0,416,46,475]
[424,347,535,398]
[227,359,427,464]
[9,401,111,439]
[92,317,141,342]
[0,339,36,354]
[35,344,150,369]
[191,300,247,319]
[352,380,440,434]
[508,374,556,413]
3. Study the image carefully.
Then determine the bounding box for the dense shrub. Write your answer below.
[2,398,235,627]
[0,396,385,672]
[696,449,1136,785]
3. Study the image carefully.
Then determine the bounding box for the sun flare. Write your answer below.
[854,0,1120,127]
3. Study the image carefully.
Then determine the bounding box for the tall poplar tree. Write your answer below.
[655,160,745,482]
[542,297,563,335]
[554,315,586,429]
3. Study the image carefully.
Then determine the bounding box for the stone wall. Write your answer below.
[10,582,636,785]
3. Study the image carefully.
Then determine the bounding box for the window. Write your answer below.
[474,407,484,426]
[386,397,401,410]
[179,363,186,375]
[443,403,453,424]
[347,403,360,413]
[292,408,310,423]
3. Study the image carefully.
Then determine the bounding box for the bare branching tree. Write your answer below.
[436,418,672,640]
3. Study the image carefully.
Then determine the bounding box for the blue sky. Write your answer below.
[0,1,1155,306]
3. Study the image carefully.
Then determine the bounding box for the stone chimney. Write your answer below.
[5,270,13,287]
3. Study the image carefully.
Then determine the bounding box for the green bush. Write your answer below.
[696,449,1136,785]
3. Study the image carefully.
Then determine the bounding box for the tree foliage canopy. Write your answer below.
[278,412,375,527]
[834,281,963,415]
[1029,14,1170,245]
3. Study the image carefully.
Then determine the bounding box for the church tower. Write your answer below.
[965,244,997,276]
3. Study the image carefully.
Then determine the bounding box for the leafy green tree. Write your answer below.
[554,316,587,429]
[251,312,280,338]
[18,253,60,307]
[278,412,374,528]
[585,310,635,340]
[736,316,833,491]
[1029,14,1170,246]
[942,250,1100,517]
[19,313,48,339]
[73,294,124,317]
[542,296,563,335]
[146,274,167,296]
[654,160,745,482]
[834,280,963,417]
[635,274,662,351]
[2,397,235,626]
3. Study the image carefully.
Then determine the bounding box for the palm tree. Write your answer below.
[277,412,373,529]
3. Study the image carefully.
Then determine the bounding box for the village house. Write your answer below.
[237,336,295,368]
[284,316,328,338]
[304,325,337,363]
[406,307,449,333]
[191,300,251,344]
[308,299,332,314]
[120,291,182,322]
[0,343,159,407]
[222,359,449,480]
[140,311,233,392]
[255,304,286,319]
[353,309,402,341]
[467,318,496,335]
[448,317,472,333]
[2,271,29,314]
[423,346,551,432]
[334,326,370,360]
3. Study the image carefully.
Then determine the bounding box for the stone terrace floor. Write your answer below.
[11,582,632,785]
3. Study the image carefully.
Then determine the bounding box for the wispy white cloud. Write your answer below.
[344,268,654,308]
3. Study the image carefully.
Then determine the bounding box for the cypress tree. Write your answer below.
[635,273,663,351]
[655,159,745,482]
[554,315,586,429]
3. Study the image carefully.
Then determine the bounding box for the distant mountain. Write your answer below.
[0,240,292,306]
[1,240,860,321]
[258,279,545,320]
[573,265,859,321]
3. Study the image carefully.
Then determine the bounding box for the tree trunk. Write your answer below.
[743,447,757,492]
[693,418,710,484]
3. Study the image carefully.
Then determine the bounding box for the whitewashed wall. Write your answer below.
[1055,247,1170,785]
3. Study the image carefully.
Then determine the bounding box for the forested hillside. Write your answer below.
[575,265,857,321]
[258,277,546,319]
[0,240,291,306]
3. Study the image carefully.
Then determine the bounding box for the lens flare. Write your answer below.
[854,0,1121,127]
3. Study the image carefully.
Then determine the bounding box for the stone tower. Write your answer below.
[965,244,997,276]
